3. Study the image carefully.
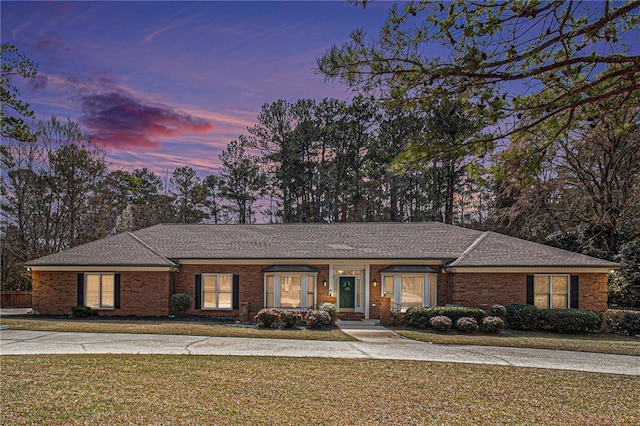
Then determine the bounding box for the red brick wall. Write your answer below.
[32,270,170,316]
[452,272,608,312]
[174,264,332,319]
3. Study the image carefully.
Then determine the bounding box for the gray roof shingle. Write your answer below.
[448,231,619,268]
[26,222,618,268]
[132,222,484,260]
[25,232,177,267]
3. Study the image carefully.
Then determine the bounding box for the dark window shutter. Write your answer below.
[526,275,534,305]
[570,275,579,309]
[195,274,202,309]
[77,273,85,306]
[114,274,121,309]
[232,274,240,310]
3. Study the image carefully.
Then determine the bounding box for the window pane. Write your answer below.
[401,276,422,309]
[534,276,550,308]
[280,276,301,307]
[306,276,314,309]
[100,274,115,309]
[218,292,232,309]
[383,276,393,300]
[534,276,549,295]
[85,274,100,308]
[266,276,274,307]
[553,276,568,295]
[429,275,436,306]
[534,295,549,309]
[552,276,568,308]
[203,275,217,309]
[219,275,232,292]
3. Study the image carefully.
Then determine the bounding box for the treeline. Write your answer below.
[1,43,639,306]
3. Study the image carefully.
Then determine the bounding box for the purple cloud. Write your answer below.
[77,90,214,149]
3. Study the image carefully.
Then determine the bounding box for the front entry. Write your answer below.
[339,276,356,311]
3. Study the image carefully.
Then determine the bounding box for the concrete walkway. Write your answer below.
[1,328,639,376]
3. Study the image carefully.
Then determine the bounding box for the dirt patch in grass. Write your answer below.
[397,328,640,356]
[0,317,354,341]
[1,355,639,425]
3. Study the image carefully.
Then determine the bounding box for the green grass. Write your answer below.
[396,328,640,356]
[2,355,639,425]
[0,317,354,341]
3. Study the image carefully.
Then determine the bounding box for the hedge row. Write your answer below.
[406,306,486,329]
[254,303,337,329]
[506,304,603,333]
[604,310,640,336]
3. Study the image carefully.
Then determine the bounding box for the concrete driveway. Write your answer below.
[1,328,638,376]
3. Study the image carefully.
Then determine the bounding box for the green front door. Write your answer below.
[339,277,356,310]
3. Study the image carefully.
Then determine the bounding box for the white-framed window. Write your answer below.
[85,273,115,309]
[202,274,233,309]
[534,275,569,309]
[265,274,316,309]
[382,274,436,312]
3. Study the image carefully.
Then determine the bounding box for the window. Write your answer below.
[264,274,316,309]
[382,274,436,311]
[202,274,233,309]
[533,275,569,309]
[85,273,115,309]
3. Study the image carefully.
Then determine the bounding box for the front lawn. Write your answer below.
[397,328,640,356]
[2,355,639,425]
[0,317,354,341]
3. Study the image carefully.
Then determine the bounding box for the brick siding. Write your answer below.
[31,270,170,316]
[452,272,608,312]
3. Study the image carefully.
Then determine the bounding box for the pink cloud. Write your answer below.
[78,91,214,149]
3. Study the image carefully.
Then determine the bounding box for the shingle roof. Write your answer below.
[132,222,484,260]
[447,231,619,268]
[26,222,618,268]
[25,232,177,267]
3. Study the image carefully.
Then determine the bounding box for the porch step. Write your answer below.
[336,312,365,320]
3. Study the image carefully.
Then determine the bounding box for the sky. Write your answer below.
[1,1,392,176]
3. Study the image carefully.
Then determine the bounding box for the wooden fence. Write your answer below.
[0,291,32,308]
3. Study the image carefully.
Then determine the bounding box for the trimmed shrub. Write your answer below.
[406,306,486,329]
[605,310,640,336]
[318,302,337,325]
[386,311,408,327]
[254,308,280,328]
[538,308,603,334]
[170,293,191,318]
[455,317,479,333]
[305,310,331,329]
[279,311,303,328]
[430,315,452,332]
[490,304,507,318]
[505,304,540,330]
[71,305,98,318]
[482,316,505,334]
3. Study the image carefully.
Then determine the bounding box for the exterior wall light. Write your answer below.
[322,279,327,287]
[372,278,378,287]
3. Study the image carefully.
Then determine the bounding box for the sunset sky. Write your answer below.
[1,1,391,175]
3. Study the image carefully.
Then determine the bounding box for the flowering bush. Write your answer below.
[305,310,332,329]
[254,308,280,328]
[490,304,507,318]
[318,302,337,325]
[455,317,480,333]
[430,315,452,332]
[279,311,303,328]
[482,316,505,334]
